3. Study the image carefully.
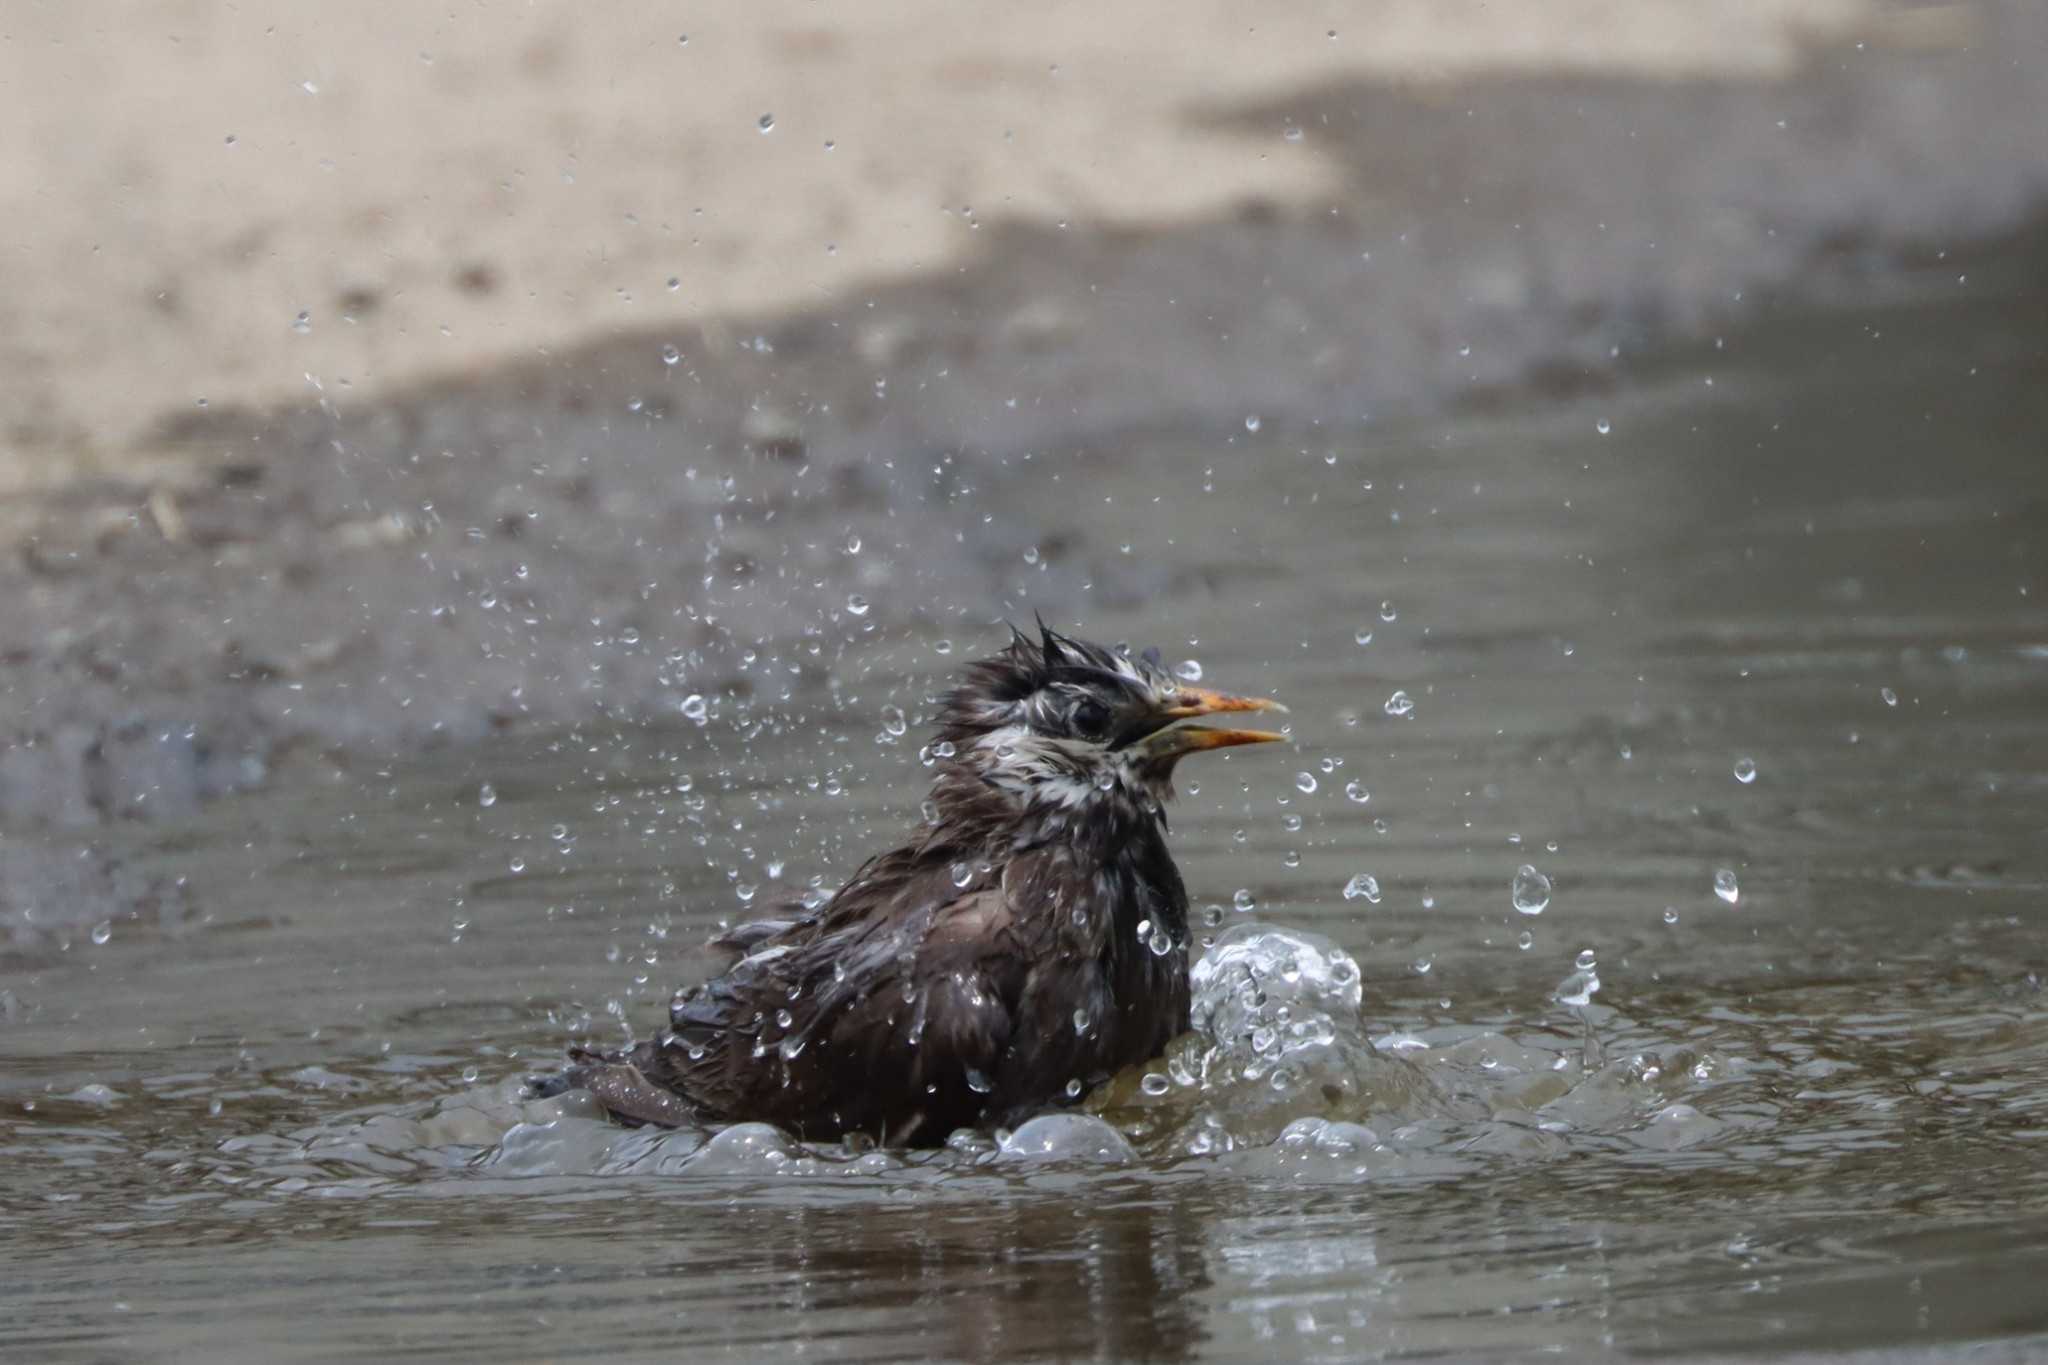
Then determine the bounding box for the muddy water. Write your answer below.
[5,267,2048,1361]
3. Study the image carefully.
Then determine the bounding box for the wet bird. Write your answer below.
[534,624,1286,1146]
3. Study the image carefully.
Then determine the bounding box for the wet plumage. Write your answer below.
[534,625,1285,1146]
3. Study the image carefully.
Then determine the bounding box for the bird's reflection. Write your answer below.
[668,1186,1212,1361]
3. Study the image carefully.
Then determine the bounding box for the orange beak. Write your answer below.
[1160,687,1290,722]
[1143,688,1288,757]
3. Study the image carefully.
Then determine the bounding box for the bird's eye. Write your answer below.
[1070,698,1112,740]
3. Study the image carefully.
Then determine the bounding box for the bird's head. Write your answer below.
[932,623,1286,817]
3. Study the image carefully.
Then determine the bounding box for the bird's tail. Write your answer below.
[525,1041,700,1128]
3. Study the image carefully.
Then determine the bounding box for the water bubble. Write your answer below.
[1733,756,1758,784]
[1341,873,1381,904]
[951,863,974,889]
[757,113,775,133]
[679,693,709,723]
[1383,690,1414,717]
[880,704,907,738]
[509,855,527,874]
[90,921,112,946]
[1021,546,1040,565]
[1282,125,1304,143]
[1146,924,1174,956]
[1244,414,1262,432]
[1343,779,1369,803]
[1141,1071,1172,1096]
[933,740,957,759]
[933,639,953,655]
[1174,659,1205,683]
[1512,864,1551,915]
[1233,888,1256,913]
[1880,686,1898,707]
[1294,771,1318,794]
[291,310,312,334]
[1575,948,1597,970]
[667,276,681,291]
[1379,600,1397,622]
[1354,628,1374,647]
[844,533,862,554]
[1517,930,1534,950]
[845,593,870,617]
[1412,955,1434,974]
[1662,907,1680,924]
[1372,817,1390,835]
[461,1066,479,1084]
[661,343,681,366]
[1714,868,1740,904]
[477,783,498,808]
[1596,418,1612,435]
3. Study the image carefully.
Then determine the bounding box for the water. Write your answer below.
[5,269,2048,1359]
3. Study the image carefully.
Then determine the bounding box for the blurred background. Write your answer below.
[4,4,2048,1360]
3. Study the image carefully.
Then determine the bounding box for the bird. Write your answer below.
[532,623,1286,1147]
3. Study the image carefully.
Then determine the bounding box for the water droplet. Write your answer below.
[1412,955,1433,975]
[1141,1072,1172,1096]
[1714,868,1740,904]
[1379,599,1397,622]
[1383,690,1414,717]
[1733,756,1758,784]
[1294,771,1318,794]
[1233,888,1256,912]
[845,593,870,617]
[477,783,497,808]
[1245,414,1262,432]
[1880,686,1898,707]
[1354,628,1373,647]
[1662,906,1680,924]
[1175,659,1204,682]
[757,113,775,133]
[90,921,112,946]
[1344,779,1370,803]
[1342,873,1381,903]
[1554,965,1601,1008]
[1512,864,1551,915]
[661,343,681,366]
[1596,418,1612,435]
[291,310,312,335]
[880,705,907,738]
[1281,125,1304,143]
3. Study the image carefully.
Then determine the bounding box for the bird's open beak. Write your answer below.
[1142,688,1288,757]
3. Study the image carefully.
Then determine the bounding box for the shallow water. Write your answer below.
[5,263,2048,1360]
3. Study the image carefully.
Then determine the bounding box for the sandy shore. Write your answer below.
[2,0,1890,480]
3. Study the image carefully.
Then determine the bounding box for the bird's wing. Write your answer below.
[651,870,1031,1144]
